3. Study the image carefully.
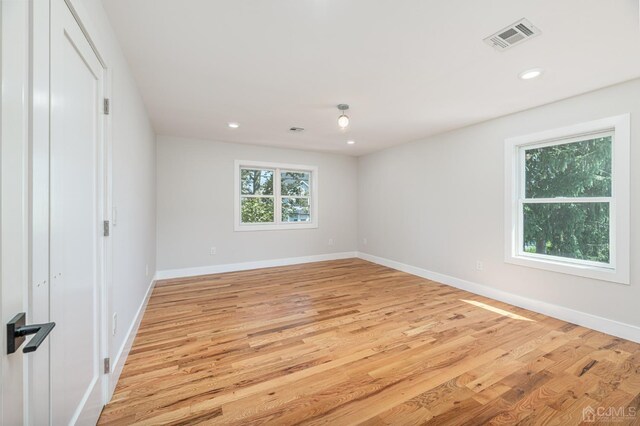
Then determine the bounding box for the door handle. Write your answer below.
[7,312,56,354]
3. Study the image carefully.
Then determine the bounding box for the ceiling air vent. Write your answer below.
[289,127,305,132]
[483,18,541,51]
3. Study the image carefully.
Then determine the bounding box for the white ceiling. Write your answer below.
[102,0,640,156]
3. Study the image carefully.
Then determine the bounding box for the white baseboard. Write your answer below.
[155,251,358,280]
[108,277,156,399]
[357,252,640,344]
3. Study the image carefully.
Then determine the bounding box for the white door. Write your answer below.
[1,0,31,424]
[49,0,106,423]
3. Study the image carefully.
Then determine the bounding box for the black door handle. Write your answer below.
[7,312,56,354]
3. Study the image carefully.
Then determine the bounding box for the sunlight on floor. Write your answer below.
[461,299,535,322]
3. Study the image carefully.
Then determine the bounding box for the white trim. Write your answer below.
[234,160,319,231]
[357,252,640,344]
[156,252,357,280]
[107,278,156,399]
[516,250,612,270]
[101,67,114,406]
[521,197,612,204]
[29,0,53,423]
[504,114,630,284]
[64,0,108,68]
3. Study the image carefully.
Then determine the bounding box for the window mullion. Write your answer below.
[309,172,313,221]
[519,147,526,199]
[275,168,281,225]
[521,197,612,204]
[518,147,526,257]
[241,194,275,199]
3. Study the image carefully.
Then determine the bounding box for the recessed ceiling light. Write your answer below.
[519,68,543,80]
[347,140,355,145]
[228,122,239,128]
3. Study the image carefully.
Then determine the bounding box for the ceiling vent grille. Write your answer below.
[483,18,541,51]
[289,127,305,132]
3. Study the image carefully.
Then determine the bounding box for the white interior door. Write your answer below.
[1,0,30,424]
[49,0,106,423]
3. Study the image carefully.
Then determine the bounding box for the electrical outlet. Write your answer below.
[112,313,117,336]
[476,261,484,271]
[363,238,368,246]
[210,247,217,255]
[328,238,334,247]
[145,264,149,276]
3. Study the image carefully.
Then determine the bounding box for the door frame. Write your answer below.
[30,0,114,421]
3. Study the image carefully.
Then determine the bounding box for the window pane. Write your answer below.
[281,197,310,222]
[525,136,611,198]
[241,197,274,223]
[523,202,609,263]
[241,169,273,195]
[281,171,310,196]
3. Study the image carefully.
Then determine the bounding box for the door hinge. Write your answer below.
[104,98,110,115]
[104,357,111,374]
[103,220,110,237]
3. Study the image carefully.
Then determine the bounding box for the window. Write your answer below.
[505,114,630,284]
[234,160,318,231]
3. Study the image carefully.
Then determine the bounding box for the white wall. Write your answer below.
[156,136,358,273]
[358,78,640,330]
[79,0,157,386]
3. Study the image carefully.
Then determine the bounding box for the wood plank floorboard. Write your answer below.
[98,259,640,425]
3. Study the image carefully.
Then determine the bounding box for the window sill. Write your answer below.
[505,254,629,285]
[234,222,318,232]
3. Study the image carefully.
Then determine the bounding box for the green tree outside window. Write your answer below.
[522,136,611,263]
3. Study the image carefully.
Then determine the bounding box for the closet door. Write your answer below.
[49,0,106,423]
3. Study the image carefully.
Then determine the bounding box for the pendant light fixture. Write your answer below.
[337,104,350,129]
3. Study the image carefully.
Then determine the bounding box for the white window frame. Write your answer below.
[234,160,318,231]
[504,114,630,284]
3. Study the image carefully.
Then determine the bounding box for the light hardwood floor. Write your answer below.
[99,259,640,425]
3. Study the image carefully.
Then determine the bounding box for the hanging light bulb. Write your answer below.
[338,114,349,129]
[337,104,350,129]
